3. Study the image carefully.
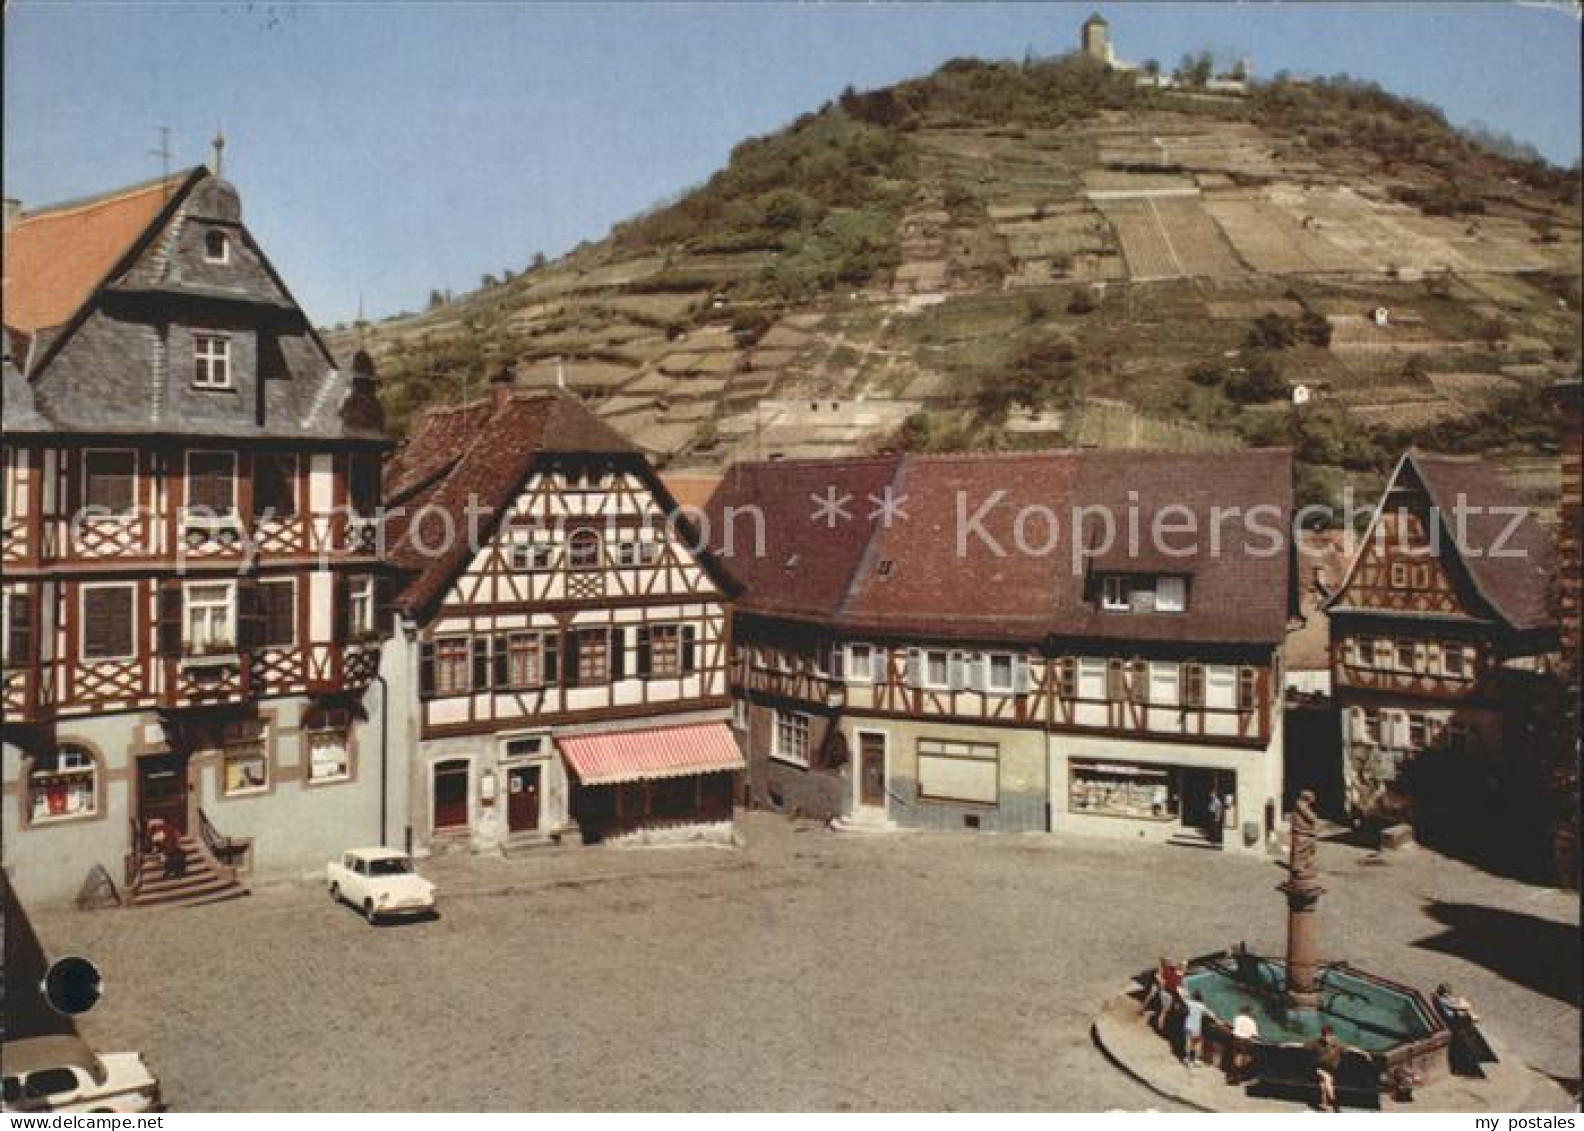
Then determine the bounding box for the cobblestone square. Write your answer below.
[28,814,1580,1111]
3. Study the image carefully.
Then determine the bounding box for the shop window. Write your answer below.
[28,745,98,822]
[651,775,697,820]
[1069,760,1175,821]
[917,739,997,805]
[773,709,811,767]
[222,721,269,795]
[305,707,352,783]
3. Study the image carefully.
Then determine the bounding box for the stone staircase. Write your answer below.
[1166,826,1225,851]
[128,835,248,909]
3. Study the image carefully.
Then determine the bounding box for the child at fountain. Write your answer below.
[1311,1025,1344,1112]
[1181,991,1211,1067]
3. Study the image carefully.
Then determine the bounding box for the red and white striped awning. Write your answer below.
[558,723,745,786]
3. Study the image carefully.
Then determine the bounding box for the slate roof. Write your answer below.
[2,169,196,336]
[706,448,1294,646]
[385,390,682,616]
[2,168,382,443]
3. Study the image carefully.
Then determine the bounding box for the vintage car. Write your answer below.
[1,1035,160,1113]
[326,847,437,923]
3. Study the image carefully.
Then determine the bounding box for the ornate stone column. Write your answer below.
[1280,789,1325,1009]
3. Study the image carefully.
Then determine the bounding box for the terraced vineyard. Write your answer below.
[335,57,1579,513]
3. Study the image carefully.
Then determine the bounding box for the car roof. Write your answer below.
[2,1035,103,1079]
[345,847,409,861]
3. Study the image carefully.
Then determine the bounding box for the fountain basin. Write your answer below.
[1182,951,1450,1084]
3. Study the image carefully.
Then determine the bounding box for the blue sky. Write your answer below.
[5,2,1580,325]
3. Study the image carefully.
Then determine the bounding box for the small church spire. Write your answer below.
[210,129,227,178]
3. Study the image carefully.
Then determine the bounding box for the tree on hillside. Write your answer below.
[1177,51,1214,88]
[427,289,446,310]
[530,252,548,271]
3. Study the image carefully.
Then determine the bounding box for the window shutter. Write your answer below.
[948,651,966,691]
[636,625,652,678]
[493,634,511,688]
[1014,654,1031,694]
[157,581,183,659]
[237,578,262,652]
[375,574,395,636]
[905,648,921,688]
[682,625,697,673]
[471,637,490,691]
[6,593,34,668]
[872,647,886,684]
[419,641,435,697]
[332,572,349,645]
[564,631,581,688]
[610,627,626,681]
[544,632,560,686]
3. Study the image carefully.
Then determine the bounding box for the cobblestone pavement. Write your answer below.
[26,814,1580,1111]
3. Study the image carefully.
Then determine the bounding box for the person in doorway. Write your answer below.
[1207,792,1224,842]
[1227,1006,1259,1082]
[1311,1024,1346,1112]
[1181,990,1211,1068]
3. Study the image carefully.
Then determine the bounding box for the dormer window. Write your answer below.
[194,334,231,388]
[1101,576,1130,611]
[1155,576,1186,613]
[1098,573,1187,613]
[204,229,230,264]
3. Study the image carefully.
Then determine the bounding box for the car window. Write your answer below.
[368,858,413,876]
[353,859,366,875]
[25,1068,80,1098]
[3,1076,21,1104]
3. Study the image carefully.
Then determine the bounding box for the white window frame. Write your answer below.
[615,539,658,568]
[509,541,555,572]
[79,581,137,661]
[193,334,232,389]
[985,652,1016,694]
[1101,576,1130,611]
[772,708,812,768]
[184,580,237,655]
[846,643,875,684]
[28,745,99,823]
[347,575,375,640]
[1443,643,1466,678]
[923,649,952,690]
[1155,576,1186,613]
[567,528,602,571]
[221,721,270,796]
[203,229,231,264]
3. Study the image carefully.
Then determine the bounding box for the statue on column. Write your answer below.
[1282,789,1325,1009]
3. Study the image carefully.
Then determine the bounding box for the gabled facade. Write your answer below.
[706,449,1295,854]
[2,168,392,906]
[1326,450,1558,819]
[383,379,742,855]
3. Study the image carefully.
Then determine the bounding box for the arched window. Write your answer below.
[204,229,230,264]
[28,745,98,822]
[568,528,601,571]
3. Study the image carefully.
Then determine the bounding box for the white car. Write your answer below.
[1,1035,160,1113]
[327,847,437,923]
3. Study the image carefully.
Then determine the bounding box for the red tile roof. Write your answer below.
[558,722,744,785]
[706,448,1294,646]
[1406,450,1555,633]
[384,390,638,614]
[2,170,194,335]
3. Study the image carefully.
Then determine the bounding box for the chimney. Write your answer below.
[4,199,22,233]
[489,363,516,409]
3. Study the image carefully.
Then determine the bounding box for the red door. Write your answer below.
[433,760,469,830]
[507,765,541,832]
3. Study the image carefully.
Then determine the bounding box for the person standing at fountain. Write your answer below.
[1227,1006,1260,1083]
[1181,991,1212,1068]
[1311,1024,1345,1112]
[1144,957,1184,1033]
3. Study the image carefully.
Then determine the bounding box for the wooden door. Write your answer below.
[859,733,886,808]
[506,765,541,832]
[138,755,189,837]
[433,760,470,830]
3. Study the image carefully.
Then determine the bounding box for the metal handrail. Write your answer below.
[125,816,144,890]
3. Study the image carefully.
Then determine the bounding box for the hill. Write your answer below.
[332,53,1581,517]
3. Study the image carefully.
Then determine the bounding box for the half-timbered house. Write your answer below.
[705,449,1295,854]
[1,166,391,906]
[383,376,742,853]
[1326,450,1557,820]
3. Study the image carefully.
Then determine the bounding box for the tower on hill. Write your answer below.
[1081,12,1114,66]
